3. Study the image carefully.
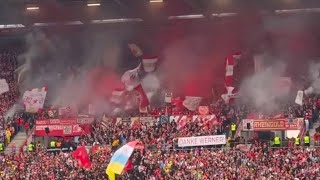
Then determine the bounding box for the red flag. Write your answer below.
[134,84,150,108]
[72,146,92,169]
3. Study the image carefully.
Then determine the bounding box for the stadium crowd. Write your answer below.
[0,47,320,179]
[1,142,320,179]
[0,48,20,151]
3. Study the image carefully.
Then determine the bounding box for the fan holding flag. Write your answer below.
[118,43,159,113]
[106,141,142,180]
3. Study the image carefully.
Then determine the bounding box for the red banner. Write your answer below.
[36,118,94,125]
[35,118,94,136]
[35,124,91,136]
[252,119,303,131]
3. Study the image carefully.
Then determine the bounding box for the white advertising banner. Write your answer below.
[178,135,226,147]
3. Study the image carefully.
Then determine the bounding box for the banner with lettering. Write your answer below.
[36,118,94,126]
[35,118,94,136]
[178,135,226,147]
[35,124,91,136]
[22,87,47,113]
[242,118,304,131]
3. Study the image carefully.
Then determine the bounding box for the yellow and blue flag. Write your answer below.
[106,141,138,179]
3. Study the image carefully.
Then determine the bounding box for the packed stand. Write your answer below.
[1,142,320,179]
[0,48,21,152]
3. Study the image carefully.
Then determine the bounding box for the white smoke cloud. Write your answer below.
[141,73,161,104]
[306,61,320,94]
[16,30,123,115]
[238,61,288,112]
[4,104,23,120]
[141,73,160,92]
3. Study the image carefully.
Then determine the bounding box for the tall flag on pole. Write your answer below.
[225,55,235,87]
[225,52,241,87]
[223,52,241,104]
[106,141,138,180]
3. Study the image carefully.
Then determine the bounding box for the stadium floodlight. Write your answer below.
[168,14,204,20]
[150,0,163,3]
[0,24,25,29]
[87,3,101,7]
[91,18,143,24]
[275,8,320,14]
[212,13,237,17]
[26,6,39,10]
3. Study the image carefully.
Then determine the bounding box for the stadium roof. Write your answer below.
[1,0,320,26]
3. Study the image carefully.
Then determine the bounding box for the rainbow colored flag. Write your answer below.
[106,141,138,180]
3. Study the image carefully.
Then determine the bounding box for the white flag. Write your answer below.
[295,90,304,106]
[0,79,9,95]
[121,65,141,91]
[22,87,47,113]
[183,96,202,111]
[221,86,235,103]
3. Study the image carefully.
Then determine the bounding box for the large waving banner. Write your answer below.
[121,65,141,91]
[22,87,47,113]
[0,79,9,95]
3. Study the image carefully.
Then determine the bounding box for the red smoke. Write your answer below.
[153,19,251,97]
[88,67,123,98]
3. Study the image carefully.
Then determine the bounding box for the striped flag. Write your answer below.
[106,141,138,179]
[101,115,112,129]
[224,52,241,102]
